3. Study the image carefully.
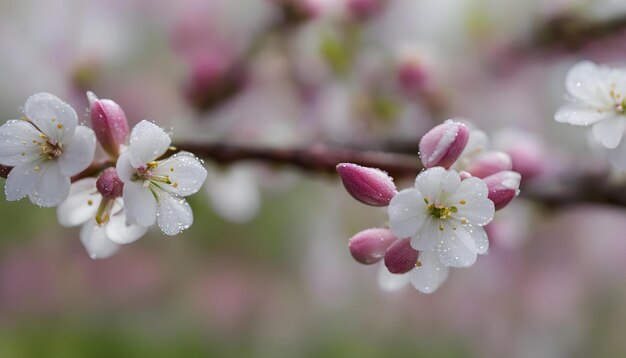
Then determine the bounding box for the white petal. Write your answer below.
[415,167,460,203]
[153,152,207,196]
[57,178,100,227]
[58,126,96,176]
[388,188,427,239]
[408,251,449,294]
[4,159,42,201]
[410,216,439,251]
[565,61,614,107]
[80,219,120,259]
[123,181,157,227]
[436,221,478,268]
[24,92,77,143]
[156,191,193,235]
[127,120,171,167]
[205,165,260,223]
[467,224,489,254]
[377,263,410,292]
[449,177,494,226]
[554,103,612,125]
[609,140,626,170]
[0,120,41,166]
[115,152,136,182]
[106,207,148,244]
[592,117,625,149]
[27,161,71,207]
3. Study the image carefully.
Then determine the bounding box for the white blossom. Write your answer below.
[377,250,449,294]
[388,167,494,268]
[0,93,96,207]
[57,178,147,259]
[555,61,626,149]
[116,120,207,235]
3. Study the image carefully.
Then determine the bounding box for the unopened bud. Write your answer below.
[0,165,11,179]
[88,91,129,158]
[419,120,470,169]
[397,60,429,94]
[96,168,124,200]
[384,238,419,274]
[347,0,383,21]
[484,171,521,210]
[459,170,472,180]
[466,151,513,178]
[336,163,397,206]
[349,228,398,265]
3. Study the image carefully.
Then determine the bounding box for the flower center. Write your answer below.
[424,198,457,220]
[135,161,171,184]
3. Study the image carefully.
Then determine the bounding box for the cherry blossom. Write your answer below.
[116,120,207,235]
[0,93,96,207]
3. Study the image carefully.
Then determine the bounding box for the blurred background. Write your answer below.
[1,0,626,357]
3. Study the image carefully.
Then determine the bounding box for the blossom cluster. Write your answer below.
[337,120,522,293]
[0,93,207,259]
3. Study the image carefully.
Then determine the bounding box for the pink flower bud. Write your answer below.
[347,0,383,21]
[0,165,11,179]
[484,171,521,210]
[466,151,513,178]
[397,60,429,94]
[96,168,124,200]
[88,91,129,158]
[349,228,398,265]
[336,163,397,206]
[384,238,419,274]
[419,120,470,169]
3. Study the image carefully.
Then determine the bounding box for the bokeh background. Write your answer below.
[1,0,626,357]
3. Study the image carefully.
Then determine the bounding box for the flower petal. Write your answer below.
[106,207,148,244]
[80,219,120,259]
[410,216,439,251]
[0,120,41,166]
[592,116,625,149]
[28,160,71,207]
[58,125,97,176]
[57,178,100,227]
[153,152,207,196]
[449,177,494,226]
[4,159,42,201]
[127,120,171,168]
[436,221,478,268]
[554,103,612,126]
[123,181,157,227]
[24,92,77,143]
[388,188,427,239]
[377,263,410,292]
[156,192,193,235]
[565,61,612,108]
[408,250,449,294]
[115,152,136,182]
[415,167,460,203]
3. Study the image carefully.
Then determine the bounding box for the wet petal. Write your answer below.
[106,207,148,244]
[80,219,120,259]
[115,152,136,182]
[415,167,460,203]
[449,177,494,226]
[436,221,478,268]
[0,120,41,166]
[388,188,427,239]
[127,120,171,168]
[57,178,100,227]
[28,161,71,207]
[123,181,157,227]
[153,152,207,196]
[59,125,96,176]
[4,159,42,201]
[156,192,193,235]
[24,92,77,143]
[410,217,439,251]
[593,116,625,149]
[554,103,612,126]
[565,61,611,108]
[408,251,449,294]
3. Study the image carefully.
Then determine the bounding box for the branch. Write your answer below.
[3,142,626,209]
[529,14,626,51]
